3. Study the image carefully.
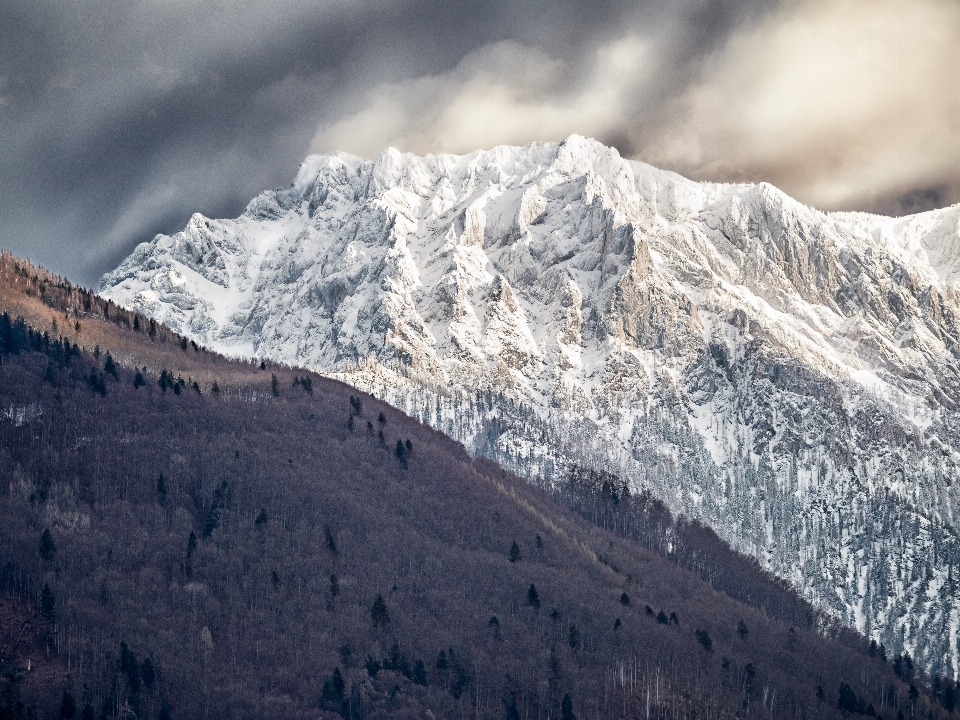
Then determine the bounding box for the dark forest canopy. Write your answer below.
[0,251,956,719]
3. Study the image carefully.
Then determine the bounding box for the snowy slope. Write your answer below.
[100,136,960,676]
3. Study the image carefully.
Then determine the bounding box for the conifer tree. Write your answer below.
[738,619,749,639]
[185,531,197,578]
[413,659,427,685]
[527,584,540,609]
[141,658,155,690]
[40,583,56,623]
[325,526,338,554]
[40,528,56,562]
[371,593,390,628]
[156,474,167,507]
[59,690,77,719]
[104,353,118,379]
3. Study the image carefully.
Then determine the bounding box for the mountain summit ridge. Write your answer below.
[100,135,960,676]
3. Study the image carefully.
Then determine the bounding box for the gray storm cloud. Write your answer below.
[312,0,960,215]
[1,0,957,285]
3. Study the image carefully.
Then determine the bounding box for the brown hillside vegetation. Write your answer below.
[0,252,273,394]
[0,250,956,719]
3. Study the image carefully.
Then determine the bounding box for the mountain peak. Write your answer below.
[99,136,960,676]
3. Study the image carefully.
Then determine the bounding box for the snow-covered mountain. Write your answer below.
[100,136,960,676]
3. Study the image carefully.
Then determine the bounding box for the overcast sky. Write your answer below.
[2,0,959,287]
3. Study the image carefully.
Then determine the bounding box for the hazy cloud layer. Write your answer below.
[663,0,960,213]
[313,0,960,216]
[2,0,957,285]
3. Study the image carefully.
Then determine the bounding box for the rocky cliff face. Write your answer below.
[100,136,960,676]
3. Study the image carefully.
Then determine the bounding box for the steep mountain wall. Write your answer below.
[100,136,960,676]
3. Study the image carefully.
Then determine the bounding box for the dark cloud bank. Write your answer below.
[2,0,958,286]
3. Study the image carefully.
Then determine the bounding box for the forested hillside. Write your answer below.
[98,138,960,677]
[1,251,956,719]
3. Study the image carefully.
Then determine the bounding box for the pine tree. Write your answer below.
[527,584,541,609]
[325,526,338,554]
[40,583,56,623]
[104,353,118,379]
[185,531,197,578]
[59,690,77,719]
[141,658,155,690]
[156,474,167,507]
[413,659,427,685]
[133,369,146,389]
[738,619,749,639]
[561,694,576,720]
[371,594,390,628]
[40,528,56,562]
[509,541,521,563]
[505,691,521,720]
[320,667,348,715]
